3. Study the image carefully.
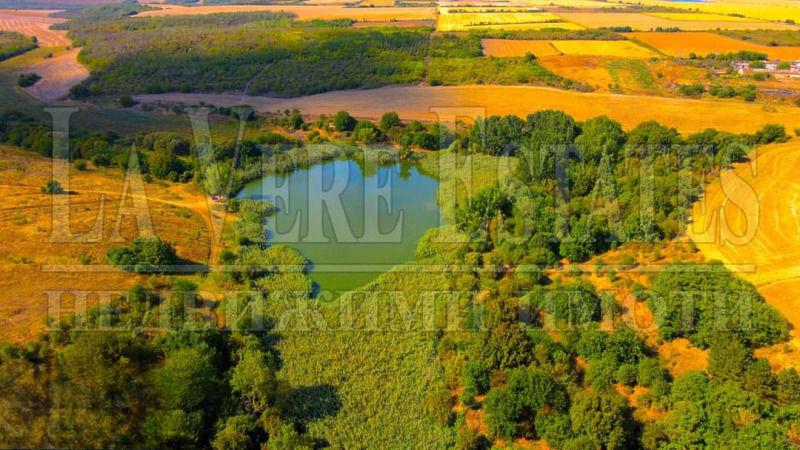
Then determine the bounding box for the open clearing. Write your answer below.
[22,47,89,101]
[135,85,800,134]
[0,9,68,47]
[437,10,564,31]
[481,39,561,57]
[136,4,437,22]
[688,141,800,354]
[558,12,798,31]
[0,146,218,343]
[632,32,800,60]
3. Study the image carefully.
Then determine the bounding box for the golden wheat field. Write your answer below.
[481,39,561,57]
[0,10,69,47]
[136,85,800,134]
[688,141,800,354]
[459,21,584,31]
[615,0,800,23]
[550,40,656,57]
[137,4,437,21]
[437,10,564,31]
[0,146,218,343]
[632,32,800,60]
[558,11,798,30]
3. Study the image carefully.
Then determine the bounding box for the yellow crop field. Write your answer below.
[437,10,564,31]
[632,32,800,60]
[481,39,561,57]
[615,0,800,23]
[137,4,437,21]
[550,40,656,57]
[688,141,800,347]
[646,12,761,22]
[558,11,797,30]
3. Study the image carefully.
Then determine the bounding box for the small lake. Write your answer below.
[238,158,442,293]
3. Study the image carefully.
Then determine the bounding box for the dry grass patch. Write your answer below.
[0,9,69,47]
[632,32,800,60]
[481,38,561,57]
[558,11,797,31]
[0,146,218,343]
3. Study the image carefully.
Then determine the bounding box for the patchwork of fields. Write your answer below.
[632,32,800,60]
[559,11,798,30]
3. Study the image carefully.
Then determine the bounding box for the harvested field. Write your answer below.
[0,9,68,47]
[0,146,217,343]
[22,47,89,101]
[352,20,435,28]
[615,0,800,23]
[481,38,654,58]
[646,12,762,22]
[437,10,564,31]
[558,12,798,31]
[134,85,800,134]
[136,4,437,21]
[538,55,617,88]
[481,38,561,57]
[456,21,583,31]
[550,40,655,57]
[632,32,800,60]
[688,141,800,345]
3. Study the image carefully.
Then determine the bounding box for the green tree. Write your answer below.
[379,111,401,131]
[569,390,630,450]
[333,110,357,132]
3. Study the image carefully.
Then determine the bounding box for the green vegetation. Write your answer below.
[428,33,592,91]
[0,106,796,448]
[106,237,179,273]
[17,72,40,88]
[68,12,427,97]
[718,29,800,47]
[0,31,36,62]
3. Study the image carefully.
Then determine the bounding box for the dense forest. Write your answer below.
[60,10,591,98]
[0,105,797,448]
[0,31,37,62]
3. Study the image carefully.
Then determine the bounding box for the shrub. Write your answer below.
[18,73,41,88]
[41,179,64,195]
[119,95,137,108]
[106,237,178,273]
[333,110,357,132]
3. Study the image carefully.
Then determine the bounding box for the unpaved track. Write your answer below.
[136,85,800,134]
[688,141,800,334]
